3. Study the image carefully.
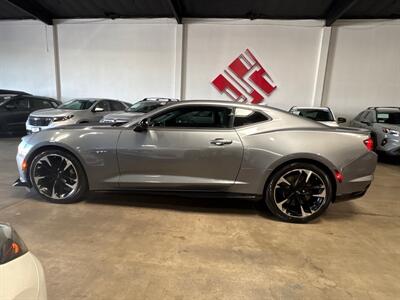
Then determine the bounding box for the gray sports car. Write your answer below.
[14,101,377,223]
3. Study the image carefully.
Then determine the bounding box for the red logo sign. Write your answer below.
[212,49,277,104]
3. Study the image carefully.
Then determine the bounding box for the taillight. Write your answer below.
[0,224,28,264]
[363,138,374,151]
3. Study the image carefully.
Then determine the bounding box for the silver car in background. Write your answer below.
[289,106,346,127]
[15,101,377,223]
[100,97,179,125]
[350,107,400,156]
[26,98,129,134]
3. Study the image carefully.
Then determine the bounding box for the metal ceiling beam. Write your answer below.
[6,0,53,25]
[325,0,358,26]
[167,0,182,24]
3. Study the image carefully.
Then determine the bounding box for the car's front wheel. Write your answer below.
[29,149,87,203]
[265,162,333,223]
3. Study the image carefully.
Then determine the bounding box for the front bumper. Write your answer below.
[377,136,400,156]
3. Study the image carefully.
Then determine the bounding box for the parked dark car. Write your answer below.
[0,89,31,96]
[0,95,61,135]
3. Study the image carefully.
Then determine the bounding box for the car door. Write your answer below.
[3,97,30,132]
[117,105,243,190]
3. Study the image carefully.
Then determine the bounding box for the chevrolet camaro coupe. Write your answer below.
[14,101,377,223]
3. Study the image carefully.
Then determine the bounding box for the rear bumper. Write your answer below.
[335,151,377,200]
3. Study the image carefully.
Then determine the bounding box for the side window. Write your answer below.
[95,100,110,111]
[354,111,365,121]
[359,111,369,121]
[365,111,376,123]
[30,98,53,110]
[7,98,29,111]
[234,108,268,127]
[109,101,125,111]
[150,106,232,128]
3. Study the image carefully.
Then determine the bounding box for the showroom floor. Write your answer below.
[0,137,399,300]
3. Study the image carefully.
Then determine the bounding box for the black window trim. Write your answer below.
[147,104,235,130]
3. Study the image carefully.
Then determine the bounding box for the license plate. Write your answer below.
[31,127,41,133]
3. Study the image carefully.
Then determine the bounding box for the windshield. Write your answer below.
[376,111,400,124]
[127,101,163,113]
[291,109,334,122]
[59,99,95,110]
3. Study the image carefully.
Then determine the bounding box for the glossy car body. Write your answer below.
[0,223,47,300]
[26,98,129,134]
[100,97,179,125]
[289,106,346,127]
[15,101,377,222]
[350,107,400,156]
[0,95,60,135]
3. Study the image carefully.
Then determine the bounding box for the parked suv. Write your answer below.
[100,97,179,125]
[26,98,129,134]
[0,95,60,135]
[289,106,346,127]
[350,107,400,156]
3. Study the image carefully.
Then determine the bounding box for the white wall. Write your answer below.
[0,20,57,97]
[323,20,400,119]
[0,18,399,117]
[56,19,177,102]
[183,20,324,109]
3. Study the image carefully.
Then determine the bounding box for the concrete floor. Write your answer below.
[0,137,399,300]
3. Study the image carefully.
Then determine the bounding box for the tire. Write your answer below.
[265,162,333,223]
[29,149,88,204]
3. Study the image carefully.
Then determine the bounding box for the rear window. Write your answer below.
[234,108,269,127]
[291,108,334,122]
[376,111,400,124]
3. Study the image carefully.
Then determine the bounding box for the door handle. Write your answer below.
[210,138,233,146]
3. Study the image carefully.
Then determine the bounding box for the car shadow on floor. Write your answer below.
[85,191,278,219]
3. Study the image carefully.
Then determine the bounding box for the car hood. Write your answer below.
[103,112,144,120]
[30,108,83,118]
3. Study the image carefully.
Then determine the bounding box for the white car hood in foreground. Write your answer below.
[0,252,47,300]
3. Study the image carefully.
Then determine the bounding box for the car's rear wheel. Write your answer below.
[265,162,333,223]
[29,150,87,203]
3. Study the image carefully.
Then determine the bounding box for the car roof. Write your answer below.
[143,97,180,102]
[368,107,400,111]
[290,106,331,111]
[0,89,31,95]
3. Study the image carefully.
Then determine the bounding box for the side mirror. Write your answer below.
[5,104,16,110]
[93,107,105,112]
[134,118,150,132]
[337,117,346,124]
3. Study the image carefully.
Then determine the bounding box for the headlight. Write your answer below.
[53,115,74,122]
[382,128,400,136]
[100,119,115,124]
[0,224,28,264]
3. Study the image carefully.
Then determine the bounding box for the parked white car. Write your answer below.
[26,98,129,134]
[0,223,46,300]
[289,106,346,127]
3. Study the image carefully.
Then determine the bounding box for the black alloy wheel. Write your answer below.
[29,150,87,203]
[265,162,333,223]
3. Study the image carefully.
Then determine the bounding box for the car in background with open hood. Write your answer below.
[100,97,179,125]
